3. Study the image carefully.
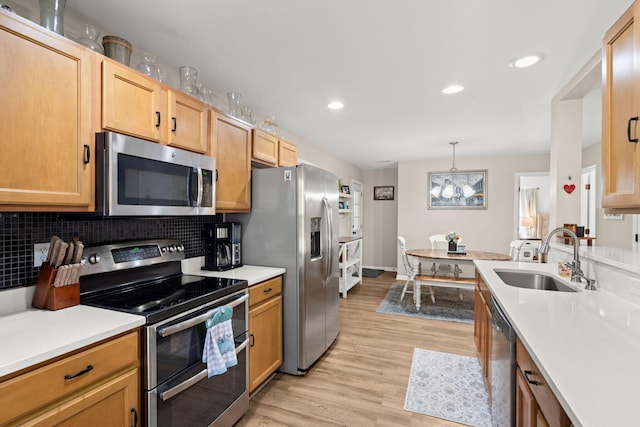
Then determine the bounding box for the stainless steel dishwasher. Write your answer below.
[490,296,517,427]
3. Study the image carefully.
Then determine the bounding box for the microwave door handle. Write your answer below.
[196,168,204,207]
[188,167,204,207]
[159,337,249,401]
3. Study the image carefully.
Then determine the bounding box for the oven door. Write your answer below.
[146,337,249,427]
[144,290,248,427]
[96,131,215,216]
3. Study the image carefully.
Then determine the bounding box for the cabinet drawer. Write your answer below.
[0,330,139,425]
[249,276,282,307]
[516,338,570,427]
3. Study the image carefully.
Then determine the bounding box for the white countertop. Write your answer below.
[0,305,144,378]
[475,260,640,427]
[181,258,285,285]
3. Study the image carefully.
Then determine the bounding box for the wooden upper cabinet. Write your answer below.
[102,58,163,142]
[278,138,298,167]
[168,90,209,154]
[103,59,210,154]
[252,129,279,166]
[251,129,298,168]
[211,111,252,212]
[0,12,94,211]
[603,1,640,209]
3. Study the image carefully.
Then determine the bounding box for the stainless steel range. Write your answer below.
[79,239,249,427]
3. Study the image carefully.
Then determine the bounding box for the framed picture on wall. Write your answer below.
[373,186,394,200]
[428,170,487,209]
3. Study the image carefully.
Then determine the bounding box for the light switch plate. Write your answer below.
[33,243,49,267]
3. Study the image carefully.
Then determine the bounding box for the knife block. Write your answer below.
[31,263,80,310]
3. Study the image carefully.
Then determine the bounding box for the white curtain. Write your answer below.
[519,188,539,238]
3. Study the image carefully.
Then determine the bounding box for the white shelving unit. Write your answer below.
[339,192,352,214]
[338,237,362,298]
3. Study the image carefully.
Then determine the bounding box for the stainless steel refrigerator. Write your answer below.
[229,164,340,375]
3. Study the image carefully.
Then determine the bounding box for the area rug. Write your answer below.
[362,268,384,277]
[404,348,491,427]
[376,282,474,324]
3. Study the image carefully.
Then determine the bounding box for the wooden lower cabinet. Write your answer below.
[248,276,283,393]
[18,368,138,427]
[474,274,492,393]
[516,338,571,427]
[0,330,140,426]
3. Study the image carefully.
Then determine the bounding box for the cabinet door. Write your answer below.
[252,129,279,166]
[473,287,483,352]
[211,111,252,212]
[278,139,298,167]
[102,59,163,142]
[483,303,492,389]
[249,295,283,393]
[0,13,93,211]
[19,368,139,427]
[168,90,210,154]
[516,367,537,427]
[602,3,640,208]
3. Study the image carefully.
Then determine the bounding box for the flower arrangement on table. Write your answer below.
[445,231,460,242]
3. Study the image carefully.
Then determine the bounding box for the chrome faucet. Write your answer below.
[539,227,596,290]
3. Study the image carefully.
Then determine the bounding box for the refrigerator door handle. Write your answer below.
[322,197,334,285]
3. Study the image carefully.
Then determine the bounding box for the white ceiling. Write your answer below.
[65,0,634,170]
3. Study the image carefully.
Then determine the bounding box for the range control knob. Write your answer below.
[176,244,185,252]
[168,245,176,253]
[88,253,101,264]
[161,246,168,253]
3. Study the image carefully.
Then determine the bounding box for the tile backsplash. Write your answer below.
[0,212,222,289]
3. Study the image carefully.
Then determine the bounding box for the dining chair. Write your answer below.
[428,234,464,301]
[509,240,524,260]
[398,236,435,306]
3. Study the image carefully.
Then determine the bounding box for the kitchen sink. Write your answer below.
[494,270,577,292]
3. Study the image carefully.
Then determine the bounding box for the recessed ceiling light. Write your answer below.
[442,85,465,95]
[328,101,344,110]
[509,53,544,69]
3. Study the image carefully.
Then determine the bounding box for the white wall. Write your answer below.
[396,153,550,271]
[362,168,398,269]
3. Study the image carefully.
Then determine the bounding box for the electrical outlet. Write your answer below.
[33,243,49,267]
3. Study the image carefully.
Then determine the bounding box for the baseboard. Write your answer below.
[363,265,397,272]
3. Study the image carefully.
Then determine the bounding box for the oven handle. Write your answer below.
[157,293,248,338]
[159,338,249,402]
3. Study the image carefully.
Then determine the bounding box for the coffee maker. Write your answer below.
[202,222,242,271]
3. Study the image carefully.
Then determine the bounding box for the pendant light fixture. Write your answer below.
[430,141,476,199]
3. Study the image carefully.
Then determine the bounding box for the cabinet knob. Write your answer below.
[263,287,273,293]
[155,111,161,128]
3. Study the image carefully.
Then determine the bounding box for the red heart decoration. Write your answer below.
[563,184,576,194]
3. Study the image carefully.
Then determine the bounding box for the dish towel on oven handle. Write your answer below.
[202,305,238,377]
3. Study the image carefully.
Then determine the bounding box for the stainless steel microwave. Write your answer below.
[95,132,215,216]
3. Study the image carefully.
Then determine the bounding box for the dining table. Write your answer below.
[405,248,511,309]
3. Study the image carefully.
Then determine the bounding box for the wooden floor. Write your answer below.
[235,272,477,427]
